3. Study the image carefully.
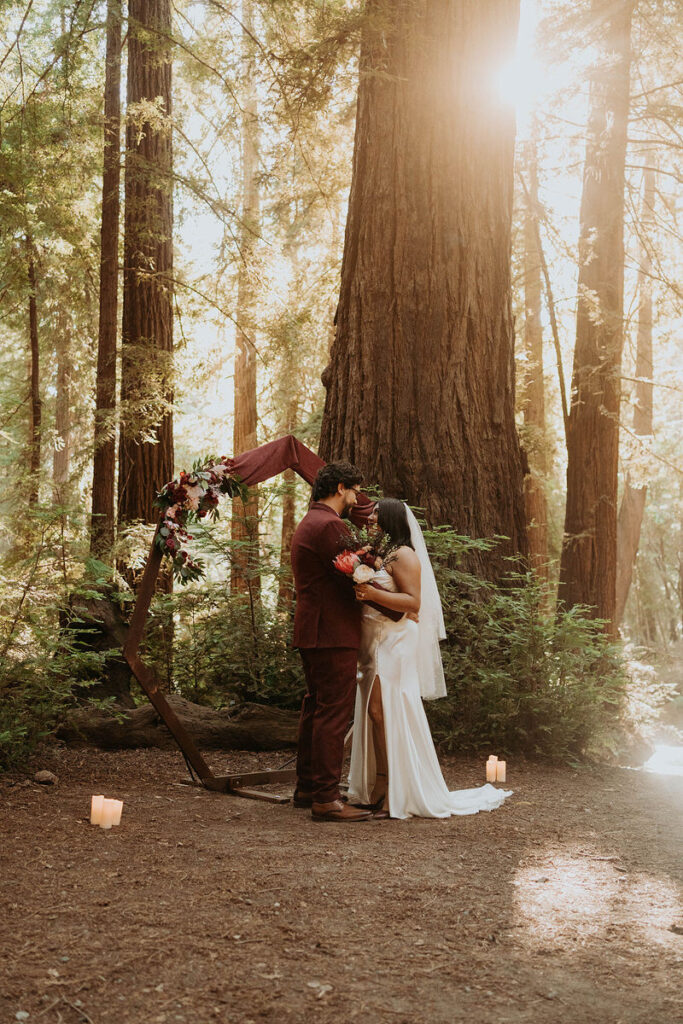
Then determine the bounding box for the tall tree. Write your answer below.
[319,0,527,576]
[615,163,654,626]
[278,395,298,610]
[520,134,549,578]
[52,310,71,501]
[231,0,261,596]
[118,0,174,527]
[558,0,633,633]
[26,239,41,509]
[91,0,122,555]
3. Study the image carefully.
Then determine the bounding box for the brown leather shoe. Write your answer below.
[292,788,313,808]
[311,799,372,822]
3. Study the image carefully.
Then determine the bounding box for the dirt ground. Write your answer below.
[1,745,681,1024]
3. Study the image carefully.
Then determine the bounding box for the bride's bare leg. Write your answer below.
[368,675,388,806]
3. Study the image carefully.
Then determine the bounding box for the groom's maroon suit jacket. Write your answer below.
[291,502,362,650]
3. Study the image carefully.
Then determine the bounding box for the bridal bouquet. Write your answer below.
[332,530,403,621]
[333,548,380,584]
[332,524,396,582]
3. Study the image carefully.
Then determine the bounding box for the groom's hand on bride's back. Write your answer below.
[407,611,420,623]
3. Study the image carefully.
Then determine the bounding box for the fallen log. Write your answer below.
[57,696,298,752]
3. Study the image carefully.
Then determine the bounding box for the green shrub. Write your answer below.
[424,529,628,761]
[143,517,305,709]
[157,583,304,709]
[0,509,121,769]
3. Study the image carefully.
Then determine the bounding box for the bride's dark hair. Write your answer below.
[376,499,414,549]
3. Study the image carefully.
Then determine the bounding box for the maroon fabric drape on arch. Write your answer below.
[225,435,374,525]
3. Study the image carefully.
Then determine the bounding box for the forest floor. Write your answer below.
[1,746,682,1024]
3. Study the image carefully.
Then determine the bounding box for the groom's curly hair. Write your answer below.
[312,462,363,501]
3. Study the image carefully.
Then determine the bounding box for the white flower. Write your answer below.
[352,563,376,584]
[184,483,204,502]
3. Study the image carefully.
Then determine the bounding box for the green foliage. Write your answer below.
[144,512,305,708]
[0,625,114,770]
[423,529,628,761]
[157,585,304,710]
[0,506,119,769]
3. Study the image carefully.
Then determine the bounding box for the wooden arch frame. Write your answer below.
[121,436,372,801]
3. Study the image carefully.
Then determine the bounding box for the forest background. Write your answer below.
[0,0,681,770]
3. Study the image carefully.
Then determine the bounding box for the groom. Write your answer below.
[290,462,372,822]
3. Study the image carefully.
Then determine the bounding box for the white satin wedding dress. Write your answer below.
[347,566,512,820]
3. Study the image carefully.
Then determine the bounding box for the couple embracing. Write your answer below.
[290,461,512,822]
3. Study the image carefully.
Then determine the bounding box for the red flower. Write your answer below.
[168,483,187,505]
[333,550,360,575]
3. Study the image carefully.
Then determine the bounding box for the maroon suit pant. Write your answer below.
[296,647,358,803]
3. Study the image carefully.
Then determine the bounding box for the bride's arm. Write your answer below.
[355,548,421,614]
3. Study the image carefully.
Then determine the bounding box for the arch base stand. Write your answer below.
[123,539,297,803]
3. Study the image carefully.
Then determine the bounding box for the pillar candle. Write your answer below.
[90,795,105,825]
[109,799,123,826]
[496,761,506,783]
[486,761,497,783]
[99,799,115,829]
[99,798,123,829]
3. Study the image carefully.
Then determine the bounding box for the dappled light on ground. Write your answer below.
[643,745,683,778]
[513,844,682,950]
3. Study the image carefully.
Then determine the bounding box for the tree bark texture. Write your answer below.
[231,0,261,596]
[520,137,549,578]
[27,241,41,509]
[118,0,174,525]
[319,0,527,577]
[278,464,297,608]
[558,0,633,634]
[53,311,72,501]
[91,0,122,554]
[615,163,654,627]
[278,397,298,610]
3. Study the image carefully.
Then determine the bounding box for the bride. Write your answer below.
[347,499,512,820]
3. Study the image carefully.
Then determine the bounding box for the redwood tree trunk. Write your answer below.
[615,163,654,627]
[53,312,72,501]
[231,0,260,597]
[558,0,633,634]
[278,398,298,610]
[91,0,122,555]
[118,0,174,526]
[521,135,549,578]
[319,0,527,576]
[27,241,41,509]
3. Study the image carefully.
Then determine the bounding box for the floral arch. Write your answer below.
[122,436,372,800]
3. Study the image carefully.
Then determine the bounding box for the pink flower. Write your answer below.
[333,550,360,575]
